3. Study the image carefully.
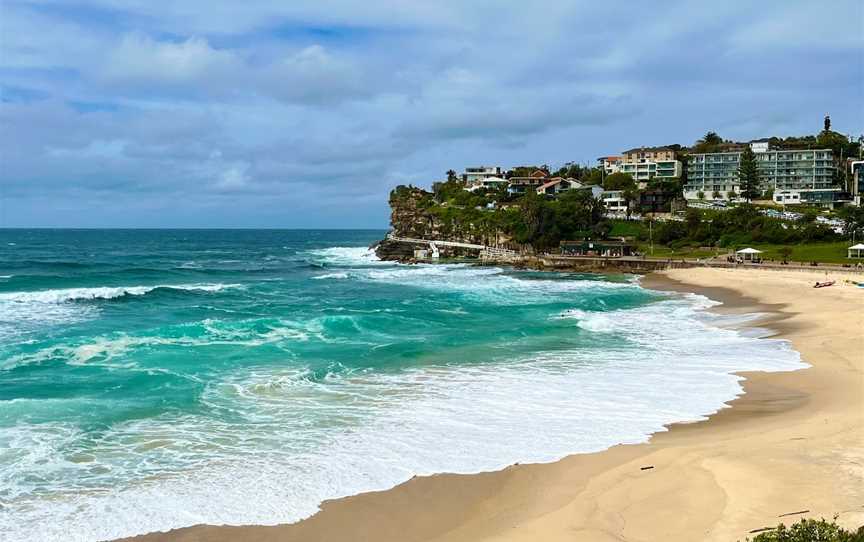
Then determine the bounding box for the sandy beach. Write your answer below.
[119,267,864,542]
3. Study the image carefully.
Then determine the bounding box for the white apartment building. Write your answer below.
[461,166,504,185]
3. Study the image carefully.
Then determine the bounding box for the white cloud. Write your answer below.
[102,34,240,85]
[2,0,862,227]
[215,163,252,190]
[264,45,370,105]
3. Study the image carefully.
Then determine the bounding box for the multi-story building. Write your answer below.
[507,169,550,194]
[461,166,504,184]
[619,160,682,184]
[685,144,839,204]
[609,146,683,186]
[598,156,623,175]
[622,146,677,163]
[600,190,628,214]
[850,161,864,206]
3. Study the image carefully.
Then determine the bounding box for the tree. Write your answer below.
[693,131,723,153]
[738,146,761,201]
[603,172,636,191]
[778,246,793,264]
[582,167,605,186]
[685,208,702,233]
[697,191,705,201]
[446,169,458,182]
[836,206,864,239]
[712,190,722,200]
[727,189,738,201]
[702,131,722,146]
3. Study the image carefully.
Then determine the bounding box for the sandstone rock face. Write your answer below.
[374,185,513,262]
[387,186,438,239]
[370,238,416,262]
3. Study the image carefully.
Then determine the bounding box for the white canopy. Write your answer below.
[736,247,763,254]
[848,243,864,259]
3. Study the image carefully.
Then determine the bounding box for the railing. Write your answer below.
[386,234,487,250]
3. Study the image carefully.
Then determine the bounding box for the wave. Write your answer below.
[306,246,393,267]
[0,283,243,304]
[0,289,809,542]
[312,272,349,280]
[361,264,640,305]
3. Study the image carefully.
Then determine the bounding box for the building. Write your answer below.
[604,146,683,186]
[461,166,504,184]
[850,161,864,206]
[622,146,677,163]
[600,190,628,214]
[598,156,623,175]
[618,160,682,185]
[575,184,604,200]
[773,190,802,205]
[560,239,634,258]
[685,143,839,205]
[637,187,676,213]
[507,169,550,194]
[465,176,508,192]
[536,178,581,197]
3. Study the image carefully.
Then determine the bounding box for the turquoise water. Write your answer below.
[0,230,806,541]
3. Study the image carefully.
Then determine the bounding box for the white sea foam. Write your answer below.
[0,283,242,304]
[3,318,316,371]
[362,264,635,304]
[0,283,243,343]
[307,246,393,267]
[0,287,808,542]
[312,272,349,280]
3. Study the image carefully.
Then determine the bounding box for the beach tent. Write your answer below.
[848,243,864,258]
[735,247,763,262]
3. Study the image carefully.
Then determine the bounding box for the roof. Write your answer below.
[537,180,563,191]
[622,146,674,154]
[848,243,864,250]
[736,248,763,254]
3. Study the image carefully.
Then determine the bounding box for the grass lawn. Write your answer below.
[745,242,859,264]
[637,244,718,260]
[639,241,860,264]
[608,220,646,238]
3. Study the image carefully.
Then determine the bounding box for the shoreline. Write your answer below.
[116,267,863,542]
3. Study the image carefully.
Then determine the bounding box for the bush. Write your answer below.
[745,517,864,542]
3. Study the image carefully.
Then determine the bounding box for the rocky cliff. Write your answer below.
[373,185,495,262]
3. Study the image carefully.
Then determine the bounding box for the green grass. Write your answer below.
[741,242,857,265]
[637,244,718,260]
[608,220,646,238]
[638,241,861,264]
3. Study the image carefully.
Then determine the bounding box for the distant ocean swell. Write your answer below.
[0,231,807,542]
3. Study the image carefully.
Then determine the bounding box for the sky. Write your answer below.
[1,1,862,228]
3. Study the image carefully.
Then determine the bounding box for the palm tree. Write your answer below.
[700,131,722,146]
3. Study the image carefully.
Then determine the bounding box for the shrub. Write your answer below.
[745,517,864,542]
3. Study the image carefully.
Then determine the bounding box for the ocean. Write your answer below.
[0,229,807,542]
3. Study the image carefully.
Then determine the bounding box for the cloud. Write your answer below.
[265,45,371,105]
[102,34,240,85]
[1,0,862,227]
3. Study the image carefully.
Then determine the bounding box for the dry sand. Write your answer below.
[119,267,864,542]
